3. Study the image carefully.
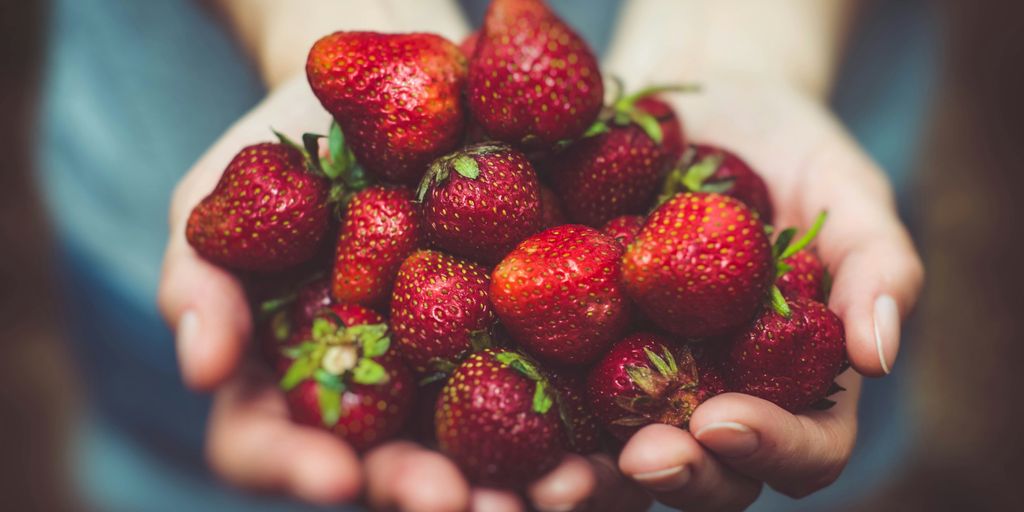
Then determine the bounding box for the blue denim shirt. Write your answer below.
[37,1,935,510]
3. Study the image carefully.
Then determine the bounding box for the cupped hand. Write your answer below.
[157,75,648,511]
[616,77,924,510]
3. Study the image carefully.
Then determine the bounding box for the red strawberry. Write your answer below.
[307,32,467,184]
[436,350,565,487]
[587,333,711,440]
[538,185,568,229]
[622,193,774,339]
[332,186,422,306]
[418,143,542,264]
[467,0,603,149]
[662,144,774,222]
[186,142,331,271]
[491,225,629,365]
[777,249,826,302]
[280,316,414,451]
[548,89,683,227]
[717,296,846,412]
[634,96,686,163]
[601,215,644,247]
[390,250,497,374]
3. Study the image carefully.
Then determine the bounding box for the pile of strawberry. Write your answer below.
[187,0,846,489]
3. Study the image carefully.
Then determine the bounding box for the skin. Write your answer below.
[159,0,923,510]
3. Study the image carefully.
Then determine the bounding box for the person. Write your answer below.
[40,0,928,510]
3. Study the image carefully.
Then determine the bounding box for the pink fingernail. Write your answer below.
[873,294,900,374]
[633,465,691,491]
[694,422,759,458]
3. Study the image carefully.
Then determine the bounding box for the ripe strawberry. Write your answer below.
[538,185,568,229]
[280,316,414,451]
[491,225,629,365]
[332,186,422,306]
[662,144,774,222]
[634,96,686,163]
[418,143,542,263]
[307,32,467,184]
[186,142,331,271]
[390,250,497,374]
[548,88,684,227]
[622,193,774,339]
[491,225,626,364]
[467,0,603,149]
[601,215,644,247]
[436,350,565,487]
[587,333,712,440]
[717,296,846,412]
[777,249,826,301]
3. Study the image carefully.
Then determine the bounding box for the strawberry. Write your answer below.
[491,225,629,365]
[332,185,422,306]
[634,96,686,163]
[716,296,846,412]
[467,0,603,149]
[777,249,827,302]
[307,32,467,184]
[186,142,331,271]
[600,215,644,247]
[436,349,565,487]
[390,250,497,374]
[280,315,414,451]
[587,333,712,440]
[417,143,542,264]
[661,144,774,222]
[538,185,568,229]
[622,193,774,339]
[548,87,686,227]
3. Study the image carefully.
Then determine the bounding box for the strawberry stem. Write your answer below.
[769,285,792,318]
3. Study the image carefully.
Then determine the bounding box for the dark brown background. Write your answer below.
[1,1,1022,510]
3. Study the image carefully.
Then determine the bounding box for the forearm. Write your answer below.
[209,0,470,88]
[604,0,856,100]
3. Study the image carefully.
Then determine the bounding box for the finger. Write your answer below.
[799,140,925,376]
[619,424,762,511]
[526,454,597,512]
[588,454,652,512]
[690,371,861,498]
[470,489,525,512]
[365,442,470,512]
[158,235,251,390]
[205,364,362,504]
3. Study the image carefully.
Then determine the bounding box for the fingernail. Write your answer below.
[176,310,200,376]
[694,422,759,458]
[873,294,900,374]
[633,465,691,491]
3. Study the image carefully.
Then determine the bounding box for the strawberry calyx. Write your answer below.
[418,328,498,386]
[559,81,697,150]
[492,350,583,447]
[614,345,701,428]
[415,142,509,201]
[656,148,741,207]
[768,211,828,317]
[273,122,371,215]
[278,314,392,428]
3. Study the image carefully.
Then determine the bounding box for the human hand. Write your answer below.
[613,76,924,510]
[157,75,651,511]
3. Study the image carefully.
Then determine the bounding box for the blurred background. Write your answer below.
[2,0,1022,511]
